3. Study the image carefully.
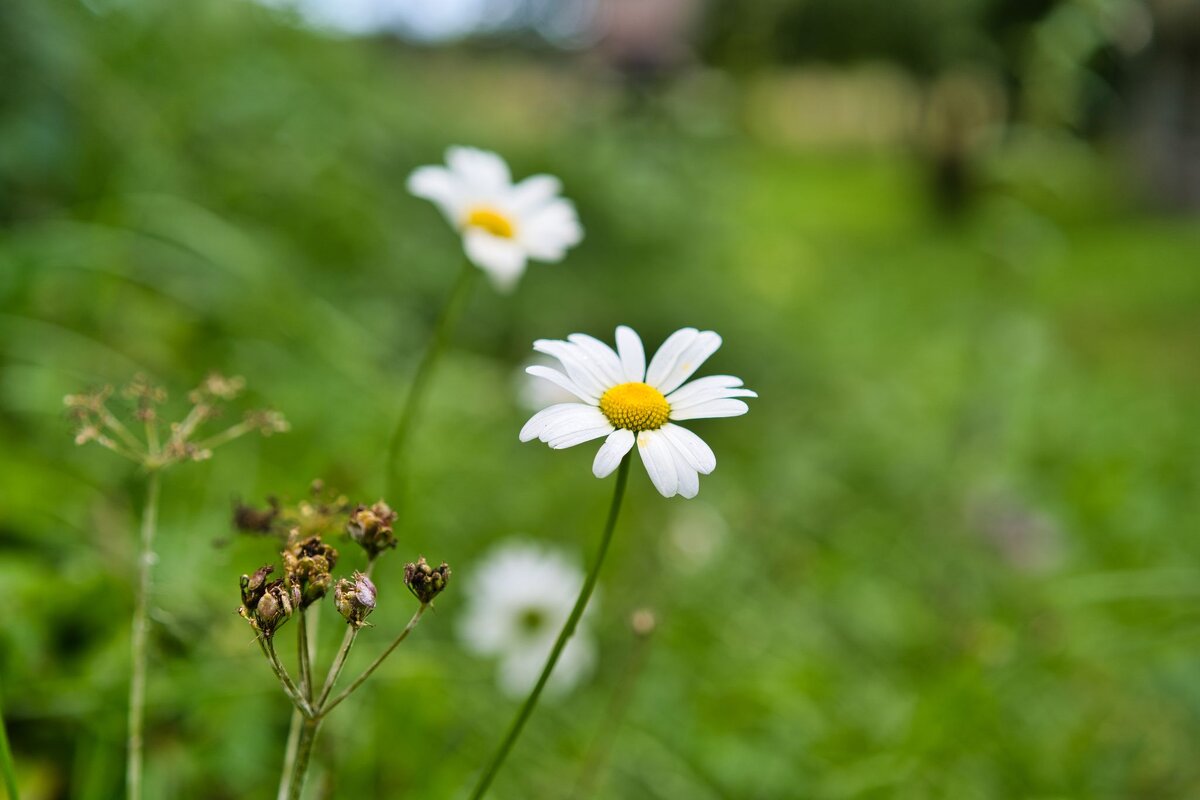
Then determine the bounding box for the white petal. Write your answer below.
[637,429,678,498]
[673,451,700,499]
[654,331,723,395]
[669,398,750,421]
[406,165,464,220]
[592,429,635,478]
[668,386,757,411]
[520,402,596,442]
[537,407,611,447]
[446,146,511,192]
[525,366,597,403]
[659,423,716,474]
[509,174,563,214]
[615,325,645,382]
[533,340,611,399]
[463,230,527,292]
[645,328,699,390]
[548,424,613,450]
[567,333,623,385]
[518,198,583,262]
[665,375,745,405]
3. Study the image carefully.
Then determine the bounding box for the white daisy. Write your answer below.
[458,541,596,698]
[407,146,584,292]
[519,326,756,499]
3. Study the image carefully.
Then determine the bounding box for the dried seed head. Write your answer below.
[333,571,377,628]
[233,499,280,535]
[190,372,246,403]
[404,557,450,604]
[346,501,398,559]
[283,535,339,609]
[238,566,298,637]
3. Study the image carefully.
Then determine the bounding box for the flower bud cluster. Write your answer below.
[239,565,301,637]
[404,557,451,604]
[283,535,339,609]
[334,571,377,628]
[346,501,398,558]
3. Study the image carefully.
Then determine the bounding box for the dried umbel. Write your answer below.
[283,535,339,609]
[233,498,281,535]
[404,557,451,604]
[333,571,377,628]
[67,372,288,469]
[346,501,398,558]
[239,566,300,637]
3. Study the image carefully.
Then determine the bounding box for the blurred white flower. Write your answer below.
[513,356,581,412]
[520,326,756,498]
[458,541,596,698]
[407,146,583,291]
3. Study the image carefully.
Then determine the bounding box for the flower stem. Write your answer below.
[383,258,476,500]
[126,468,161,800]
[288,717,322,800]
[468,455,632,800]
[259,638,313,717]
[320,604,429,715]
[0,688,19,800]
[296,610,313,703]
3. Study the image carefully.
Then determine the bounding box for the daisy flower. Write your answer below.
[519,326,755,499]
[458,541,596,698]
[407,146,584,291]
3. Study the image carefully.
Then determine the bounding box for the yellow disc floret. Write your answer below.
[599,382,670,432]
[464,207,516,239]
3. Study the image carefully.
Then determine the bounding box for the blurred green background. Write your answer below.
[3,0,1200,797]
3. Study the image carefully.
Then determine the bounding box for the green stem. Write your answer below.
[383,259,476,500]
[126,469,161,800]
[275,708,302,800]
[0,687,19,800]
[296,610,313,703]
[288,717,321,800]
[468,456,632,800]
[321,604,429,715]
[259,638,313,717]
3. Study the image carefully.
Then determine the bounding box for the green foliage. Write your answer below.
[3,1,1200,798]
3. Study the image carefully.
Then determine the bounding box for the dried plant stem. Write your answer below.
[288,717,322,800]
[126,468,161,800]
[321,604,429,715]
[383,258,476,500]
[0,689,19,800]
[296,611,313,702]
[315,629,359,709]
[259,638,313,717]
[275,710,302,800]
[469,455,632,800]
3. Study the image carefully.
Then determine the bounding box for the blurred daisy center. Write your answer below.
[464,206,516,239]
[518,607,547,634]
[600,382,670,432]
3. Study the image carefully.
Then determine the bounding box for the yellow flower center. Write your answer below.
[463,206,516,239]
[599,382,670,432]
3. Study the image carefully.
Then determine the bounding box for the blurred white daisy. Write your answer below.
[458,541,597,698]
[407,146,584,292]
[520,326,756,498]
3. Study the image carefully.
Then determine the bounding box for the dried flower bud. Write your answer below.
[346,501,398,558]
[283,535,339,609]
[190,372,246,403]
[239,567,299,637]
[233,498,280,535]
[404,557,450,604]
[333,571,376,628]
[246,409,290,436]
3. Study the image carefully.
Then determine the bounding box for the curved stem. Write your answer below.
[468,456,632,800]
[314,628,358,709]
[383,259,476,500]
[321,604,429,716]
[259,638,313,717]
[126,469,161,800]
[0,687,19,800]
